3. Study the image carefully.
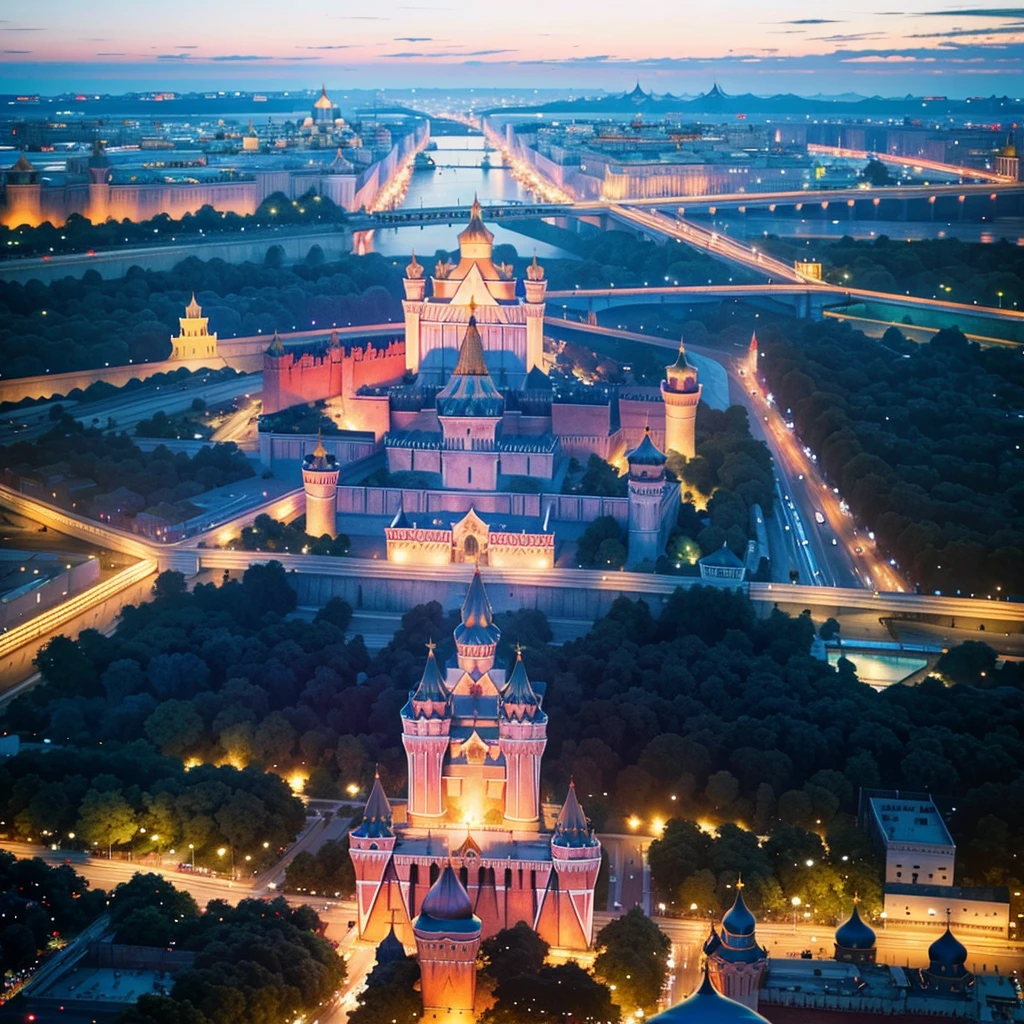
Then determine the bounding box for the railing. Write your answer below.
[0,559,157,662]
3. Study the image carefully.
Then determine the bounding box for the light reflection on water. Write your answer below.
[362,135,574,259]
[827,650,928,690]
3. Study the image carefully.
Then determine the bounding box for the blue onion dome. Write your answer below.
[721,888,756,938]
[626,426,668,468]
[414,864,480,935]
[375,924,405,965]
[928,926,968,974]
[703,925,722,957]
[835,905,876,951]
[649,971,771,1023]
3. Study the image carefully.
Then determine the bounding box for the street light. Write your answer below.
[188,844,195,870]
[791,896,801,932]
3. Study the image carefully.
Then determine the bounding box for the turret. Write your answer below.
[834,900,877,964]
[660,337,702,460]
[170,293,218,361]
[498,645,547,829]
[926,922,972,994]
[402,250,426,374]
[413,864,482,1024]
[457,195,494,261]
[401,641,453,826]
[523,253,547,374]
[539,781,601,950]
[453,569,500,673]
[301,430,340,539]
[2,151,42,228]
[349,771,402,940]
[626,426,668,567]
[705,880,767,1012]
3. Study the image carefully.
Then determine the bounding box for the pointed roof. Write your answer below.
[458,194,494,245]
[406,249,424,280]
[454,569,501,649]
[835,904,876,952]
[501,645,544,721]
[389,503,410,529]
[749,331,758,352]
[721,884,756,938]
[653,968,770,1022]
[526,251,545,282]
[700,542,745,570]
[185,293,202,318]
[88,139,111,169]
[375,923,405,965]
[12,151,35,173]
[415,864,480,934]
[351,770,394,839]
[553,781,598,848]
[626,426,668,468]
[302,428,337,473]
[404,641,451,720]
[266,331,286,357]
[327,328,342,349]
[435,316,504,418]
[928,924,968,973]
[665,337,699,393]
[246,118,259,139]
[314,83,334,109]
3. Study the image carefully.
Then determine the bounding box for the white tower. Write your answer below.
[301,432,339,539]
[626,427,668,567]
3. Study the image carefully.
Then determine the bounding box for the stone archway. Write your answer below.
[452,507,490,565]
[463,534,480,562]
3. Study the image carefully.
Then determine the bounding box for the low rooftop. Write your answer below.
[868,797,954,849]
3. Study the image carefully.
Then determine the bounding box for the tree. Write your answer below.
[481,962,619,1024]
[348,957,421,1024]
[481,922,549,985]
[152,571,187,601]
[76,789,137,856]
[680,869,719,917]
[934,641,998,687]
[577,516,627,568]
[860,159,893,187]
[144,700,204,757]
[315,597,353,631]
[593,907,670,1014]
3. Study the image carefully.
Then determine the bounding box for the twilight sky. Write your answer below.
[2,0,1024,96]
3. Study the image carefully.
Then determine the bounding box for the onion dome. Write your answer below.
[835,904,876,952]
[650,970,771,1023]
[553,781,598,848]
[721,887,756,938]
[435,316,505,418]
[665,338,699,393]
[314,84,333,110]
[266,331,286,357]
[375,923,405,965]
[302,430,337,473]
[703,925,722,957]
[501,645,545,722]
[1001,143,1017,158]
[403,641,451,720]
[626,426,667,475]
[351,770,394,839]
[415,864,480,934]
[458,195,494,246]
[928,925,968,976]
[454,569,501,649]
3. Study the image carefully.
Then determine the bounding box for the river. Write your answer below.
[360,134,575,259]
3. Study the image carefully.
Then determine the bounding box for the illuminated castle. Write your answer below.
[169,294,218,361]
[349,571,602,965]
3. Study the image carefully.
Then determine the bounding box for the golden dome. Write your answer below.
[314,84,333,110]
[1000,143,1017,158]
[458,195,494,245]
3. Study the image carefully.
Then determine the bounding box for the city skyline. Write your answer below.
[2,0,1024,95]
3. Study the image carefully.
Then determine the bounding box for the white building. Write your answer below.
[867,795,955,887]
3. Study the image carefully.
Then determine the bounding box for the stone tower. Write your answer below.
[498,645,547,829]
[626,426,668,567]
[413,863,482,1024]
[538,781,602,950]
[301,431,339,539]
[523,253,547,374]
[402,251,426,375]
[660,337,702,459]
[704,880,768,1011]
[401,641,453,826]
[86,140,113,225]
[2,152,42,228]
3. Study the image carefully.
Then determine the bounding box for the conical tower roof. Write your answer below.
[501,645,544,721]
[553,781,597,848]
[12,151,35,172]
[185,293,202,318]
[302,428,337,473]
[314,84,333,110]
[458,195,494,245]
[435,315,504,418]
[415,864,480,934]
[454,569,501,648]
[351,770,394,839]
[404,641,451,720]
[266,331,286,357]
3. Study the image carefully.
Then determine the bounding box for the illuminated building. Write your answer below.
[301,432,340,539]
[661,338,701,459]
[704,882,769,1011]
[794,260,823,281]
[699,543,747,584]
[626,427,670,567]
[348,572,601,959]
[169,294,218,361]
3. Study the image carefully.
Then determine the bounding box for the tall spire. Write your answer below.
[451,315,489,377]
[501,645,544,721]
[454,569,501,650]
[405,640,451,719]
[351,769,394,839]
[553,781,597,847]
[267,330,285,357]
[313,425,327,459]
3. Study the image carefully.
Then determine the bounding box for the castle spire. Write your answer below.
[553,781,597,847]
[404,639,451,720]
[351,769,394,839]
[501,644,544,720]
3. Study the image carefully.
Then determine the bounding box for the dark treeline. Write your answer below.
[762,320,1024,594]
[762,234,1024,308]
[6,569,1020,924]
[0,190,348,261]
[0,249,403,379]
